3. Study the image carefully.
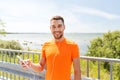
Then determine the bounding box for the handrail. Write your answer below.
[0,48,120,80]
[81,56,120,62]
[0,48,40,54]
[80,56,120,80]
[0,48,44,80]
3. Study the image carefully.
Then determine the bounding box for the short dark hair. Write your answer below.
[50,16,64,25]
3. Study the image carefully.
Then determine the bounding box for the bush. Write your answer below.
[86,31,120,79]
[0,39,23,56]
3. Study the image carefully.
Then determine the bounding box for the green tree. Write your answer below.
[86,31,120,79]
[86,31,120,58]
[0,39,23,56]
[0,19,6,36]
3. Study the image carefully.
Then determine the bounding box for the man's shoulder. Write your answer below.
[65,38,77,45]
[43,40,54,45]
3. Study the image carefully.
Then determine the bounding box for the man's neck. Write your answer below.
[54,37,65,42]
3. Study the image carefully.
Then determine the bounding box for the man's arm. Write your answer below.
[30,57,46,72]
[20,57,45,72]
[73,57,81,80]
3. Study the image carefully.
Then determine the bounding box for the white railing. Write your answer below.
[80,56,120,80]
[0,48,45,80]
[0,48,120,80]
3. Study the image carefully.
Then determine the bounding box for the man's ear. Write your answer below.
[64,25,65,30]
[50,26,51,30]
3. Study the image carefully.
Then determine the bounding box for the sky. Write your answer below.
[0,0,120,33]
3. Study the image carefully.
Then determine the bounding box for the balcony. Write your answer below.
[0,48,120,80]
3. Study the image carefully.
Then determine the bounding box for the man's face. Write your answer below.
[50,20,65,40]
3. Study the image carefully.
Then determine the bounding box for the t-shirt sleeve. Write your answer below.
[71,43,80,59]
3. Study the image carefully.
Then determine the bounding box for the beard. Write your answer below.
[53,32,63,39]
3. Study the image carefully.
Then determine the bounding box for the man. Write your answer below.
[20,16,81,80]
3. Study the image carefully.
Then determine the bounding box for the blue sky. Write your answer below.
[0,0,120,33]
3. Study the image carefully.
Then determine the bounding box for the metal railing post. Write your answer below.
[87,60,89,77]
[110,62,113,80]
[98,60,100,79]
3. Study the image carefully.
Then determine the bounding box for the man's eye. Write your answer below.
[58,25,62,28]
[52,26,56,28]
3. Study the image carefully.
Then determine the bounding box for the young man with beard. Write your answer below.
[20,16,81,80]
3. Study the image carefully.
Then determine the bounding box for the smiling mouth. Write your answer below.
[53,32,63,39]
[54,31,61,34]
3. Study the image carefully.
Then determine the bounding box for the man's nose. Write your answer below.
[54,27,59,31]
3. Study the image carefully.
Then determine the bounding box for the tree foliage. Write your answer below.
[86,31,120,79]
[0,40,22,50]
[86,31,120,58]
[0,39,23,56]
[0,19,6,36]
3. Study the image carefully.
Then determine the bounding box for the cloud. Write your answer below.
[5,21,51,33]
[0,1,120,33]
[0,0,57,18]
[72,6,120,20]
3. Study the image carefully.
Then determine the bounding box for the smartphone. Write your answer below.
[17,56,28,66]
[17,55,30,68]
[17,55,23,61]
[17,56,34,72]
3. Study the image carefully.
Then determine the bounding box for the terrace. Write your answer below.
[0,48,120,80]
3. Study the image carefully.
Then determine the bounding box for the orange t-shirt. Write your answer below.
[41,38,80,80]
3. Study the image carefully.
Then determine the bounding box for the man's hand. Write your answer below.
[19,59,31,70]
